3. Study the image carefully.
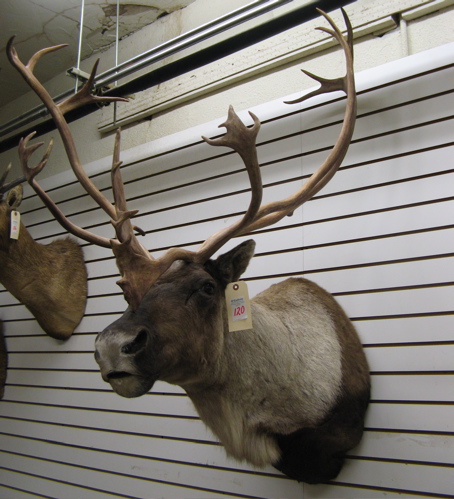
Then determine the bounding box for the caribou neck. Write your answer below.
[178,306,231,395]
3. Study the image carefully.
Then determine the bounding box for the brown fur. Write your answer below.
[95,240,370,483]
[0,186,87,340]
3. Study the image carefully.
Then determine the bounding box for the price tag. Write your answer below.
[10,211,20,240]
[225,281,252,332]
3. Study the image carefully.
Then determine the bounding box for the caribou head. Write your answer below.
[7,9,370,483]
[0,165,88,339]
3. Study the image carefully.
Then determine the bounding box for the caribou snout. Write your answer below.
[95,322,156,398]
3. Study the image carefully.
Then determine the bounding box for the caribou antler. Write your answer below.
[0,163,25,199]
[7,8,356,310]
[196,8,355,256]
[0,164,12,192]
[6,37,134,248]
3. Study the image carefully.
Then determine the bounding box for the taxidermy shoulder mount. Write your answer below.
[6,9,369,483]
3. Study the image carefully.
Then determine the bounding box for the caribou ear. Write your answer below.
[6,184,23,210]
[211,239,256,285]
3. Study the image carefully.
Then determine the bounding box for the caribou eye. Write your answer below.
[201,281,216,295]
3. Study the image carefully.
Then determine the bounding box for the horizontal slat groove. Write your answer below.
[0,465,141,499]
[0,440,287,490]
[20,106,453,231]
[0,430,288,481]
[3,253,452,313]
[251,252,454,280]
[0,417,214,445]
[0,401,199,419]
[347,455,454,470]
[19,63,451,208]
[364,427,454,437]
[365,339,454,348]
[81,198,454,260]
[6,280,452,311]
[326,480,454,499]
[0,483,52,499]
[25,135,454,235]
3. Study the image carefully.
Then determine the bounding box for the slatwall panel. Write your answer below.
[0,42,453,498]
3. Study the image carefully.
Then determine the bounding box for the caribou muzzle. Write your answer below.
[95,320,157,398]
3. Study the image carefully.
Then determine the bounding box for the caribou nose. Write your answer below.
[94,323,157,398]
[120,328,148,354]
[94,324,150,379]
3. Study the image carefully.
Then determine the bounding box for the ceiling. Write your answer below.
[0,0,196,110]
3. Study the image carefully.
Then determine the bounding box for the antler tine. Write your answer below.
[6,36,135,249]
[240,7,356,234]
[0,163,12,192]
[0,163,13,200]
[18,132,54,181]
[60,59,129,115]
[110,128,149,247]
[8,37,168,308]
[189,8,356,259]
[0,163,26,199]
[107,128,199,309]
[28,44,69,72]
[17,133,112,248]
[197,106,263,259]
[6,36,124,221]
[285,9,353,105]
[7,37,68,80]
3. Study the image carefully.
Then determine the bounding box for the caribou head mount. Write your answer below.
[7,9,370,483]
[0,166,87,340]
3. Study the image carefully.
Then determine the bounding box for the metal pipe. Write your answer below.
[95,0,292,88]
[0,0,354,153]
[0,0,289,138]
